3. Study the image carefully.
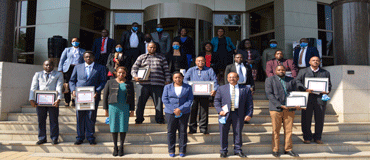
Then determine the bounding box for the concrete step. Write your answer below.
[28,151,370,159]
[7,113,339,123]
[0,121,368,133]
[0,130,368,144]
[1,140,370,154]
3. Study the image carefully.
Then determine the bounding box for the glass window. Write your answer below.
[249,5,274,35]
[214,14,241,26]
[199,20,213,53]
[19,0,37,26]
[80,2,106,31]
[317,4,333,66]
[79,29,101,51]
[115,13,142,25]
[318,4,332,30]
[15,27,35,52]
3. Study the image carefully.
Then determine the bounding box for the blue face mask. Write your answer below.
[173,45,180,50]
[270,43,277,48]
[115,47,123,52]
[300,42,308,48]
[132,27,138,31]
[72,42,80,47]
[156,28,163,32]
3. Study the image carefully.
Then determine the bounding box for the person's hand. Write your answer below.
[30,100,38,108]
[234,49,237,53]
[244,116,252,122]
[219,111,226,116]
[247,60,254,64]
[321,91,329,94]
[280,105,288,110]
[72,91,76,97]
[52,100,60,108]
[174,108,181,116]
[165,81,171,85]
[130,111,134,117]
[94,93,97,98]
[105,109,109,117]
[58,71,63,73]
[295,106,301,110]
[306,89,314,94]
[250,88,254,95]
[210,90,216,97]
[134,77,140,82]
[301,107,307,110]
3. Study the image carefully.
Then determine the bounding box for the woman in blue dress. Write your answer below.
[103,66,134,156]
[162,71,194,157]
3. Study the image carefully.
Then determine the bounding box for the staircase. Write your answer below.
[1,82,370,159]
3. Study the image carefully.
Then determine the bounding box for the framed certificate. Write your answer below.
[305,78,329,93]
[137,67,151,80]
[76,86,95,110]
[188,81,214,96]
[288,91,309,109]
[286,96,306,107]
[286,71,292,77]
[35,90,57,107]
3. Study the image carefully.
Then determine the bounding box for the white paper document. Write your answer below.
[137,70,146,78]
[77,92,93,103]
[37,94,54,104]
[286,96,306,107]
[194,84,209,93]
[222,104,229,113]
[307,81,327,92]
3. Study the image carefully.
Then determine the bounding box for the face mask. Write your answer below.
[72,42,80,47]
[156,28,163,32]
[132,27,138,31]
[300,42,308,48]
[115,47,123,52]
[270,43,277,48]
[145,38,151,43]
[173,45,180,50]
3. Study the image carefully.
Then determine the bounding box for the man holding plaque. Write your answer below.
[184,56,219,134]
[29,60,63,145]
[296,56,331,144]
[214,72,253,158]
[265,65,299,157]
[69,51,107,145]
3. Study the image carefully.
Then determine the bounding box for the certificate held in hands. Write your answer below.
[76,86,95,110]
[35,90,58,107]
[305,77,329,93]
[188,81,214,96]
[137,67,151,81]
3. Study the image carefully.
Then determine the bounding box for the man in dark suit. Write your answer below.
[151,24,171,55]
[293,38,320,70]
[69,51,107,145]
[265,65,299,157]
[92,29,116,66]
[224,53,255,91]
[121,22,145,79]
[296,56,331,144]
[29,60,63,145]
[214,72,253,158]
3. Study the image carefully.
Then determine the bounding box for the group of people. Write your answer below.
[29,21,331,158]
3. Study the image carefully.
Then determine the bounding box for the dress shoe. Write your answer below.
[135,121,143,124]
[303,140,311,144]
[315,140,324,144]
[272,152,280,157]
[244,121,250,124]
[188,130,196,134]
[36,140,47,145]
[89,140,97,145]
[71,101,76,107]
[156,121,165,124]
[64,102,69,107]
[118,146,124,156]
[113,146,118,156]
[169,153,175,157]
[179,153,185,157]
[74,140,83,145]
[285,151,299,157]
[220,152,227,158]
[51,139,58,145]
[201,131,209,135]
[234,152,247,158]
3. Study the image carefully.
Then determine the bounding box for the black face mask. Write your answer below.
[145,38,151,43]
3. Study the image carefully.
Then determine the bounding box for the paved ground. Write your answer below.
[0,151,69,160]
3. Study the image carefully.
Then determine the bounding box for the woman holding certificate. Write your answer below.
[162,72,194,157]
[103,66,134,157]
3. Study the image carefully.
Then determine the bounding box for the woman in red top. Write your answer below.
[198,42,220,73]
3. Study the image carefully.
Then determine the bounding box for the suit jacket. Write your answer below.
[162,83,194,114]
[58,47,86,72]
[120,30,145,54]
[103,80,134,111]
[224,63,255,90]
[293,47,319,67]
[214,84,254,121]
[151,32,171,54]
[265,75,297,111]
[237,49,261,69]
[69,63,107,100]
[296,67,332,93]
[92,37,116,60]
[265,58,298,78]
[173,36,195,58]
[29,70,64,101]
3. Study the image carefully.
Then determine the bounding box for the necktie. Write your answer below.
[46,73,49,82]
[248,50,252,60]
[101,37,106,52]
[86,66,90,79]
[298,48,305,65]
[231,85,235,111]
[238,65,244,83]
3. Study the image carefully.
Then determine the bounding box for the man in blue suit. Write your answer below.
[214,72,253,158]
[92,29,116,66]
[69,51,107,145]
[293,38,320,70]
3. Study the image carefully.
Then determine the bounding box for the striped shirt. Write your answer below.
[131,53,171,86]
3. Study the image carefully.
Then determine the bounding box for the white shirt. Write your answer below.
[235,63,247,84]
[174,86,182,97]
[101,37,108,54]
[144,40,153,53]
[298,47,307,68]
[71,47,80,65]
[130,30,139,48]
[310,66,320,72]
[229,84,239,109]
[85,62,95,77]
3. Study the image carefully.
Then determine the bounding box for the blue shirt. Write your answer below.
[184,66,219,91]
[71,48,81,65]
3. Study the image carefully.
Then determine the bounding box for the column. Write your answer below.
[331,0,370,65]
[0,0,16,62]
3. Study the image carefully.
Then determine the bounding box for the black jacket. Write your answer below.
[265,75,297,111]
[173,36,195,58]
[296,67,332,93]
[103,80,135,111]
[120,30,145,54]
[224,63,255,90]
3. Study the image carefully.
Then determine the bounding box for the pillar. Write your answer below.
[0,0,16,62]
